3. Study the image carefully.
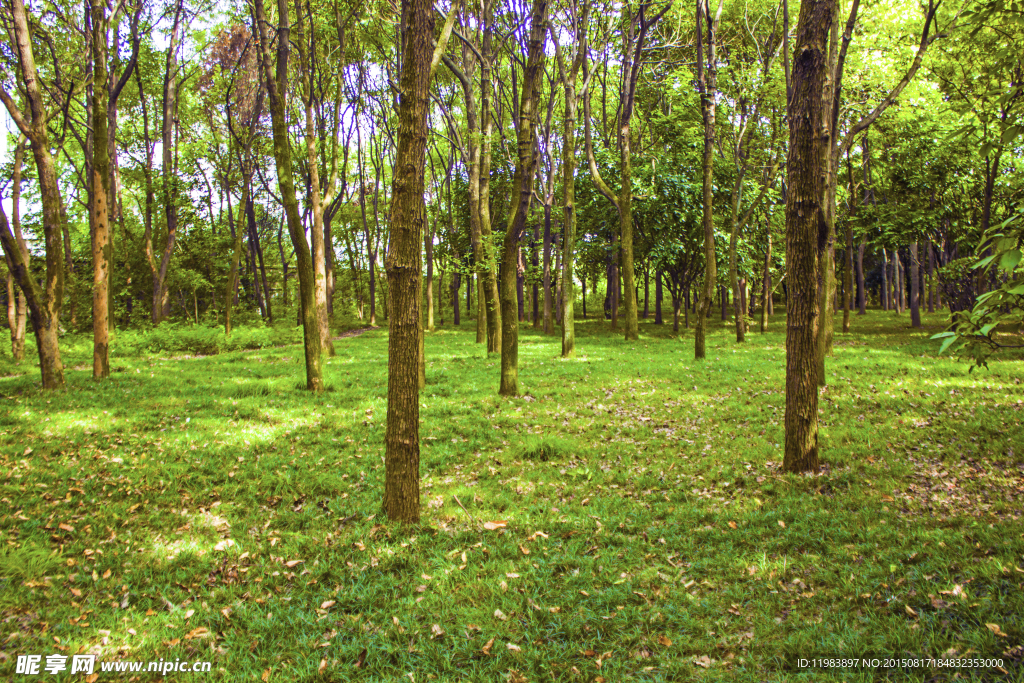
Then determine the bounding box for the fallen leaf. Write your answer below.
[320,600,336,610]
[695,655,712,668]
[262,670,270,682]
[483,521,507,530]
[318,658,327,674]
[101,569,111,580]
[354,649,367,668]
[185,627,209,640]
[986,623,1008,638]
[285,559,303,568]
[85,676,98,683]
[658,635,672,647]
[494,609,507,621]
[727,521,737,529]
[519,545,531,555]
[582,649,597,657]
[213,539,234,551]
[70,588,82,597]
[905,605,917,617]
[59,523,75,532]
[185,609,195,619]
[481,637,495,655]
[778,521,786,528]
[431,624,445,638]
[507,643,521,652]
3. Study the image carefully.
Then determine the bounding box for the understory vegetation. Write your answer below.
[1,314,1022,681]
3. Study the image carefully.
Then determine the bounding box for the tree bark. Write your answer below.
[783,0,835,474]
[382,0,436,523]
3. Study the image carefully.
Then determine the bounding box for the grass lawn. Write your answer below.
[1,310,1023,681]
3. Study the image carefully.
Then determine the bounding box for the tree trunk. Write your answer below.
[543,206,553,334]
[783,0,834,474]
[761,231,771,333]
[452,271,460,324]
[910,242,920,327]
[5,140,28,361]
[480,0,501,355]
[654,269,663,324]
[296,3,335,356]
[0,0,66,389]
[694,0,721,360]
[90,0,111,378]
[499,0,547,396]
[382,0,436,523]
[881,247,889,311]
[154,0,183,325]
[253,0,322,390]
[856,240,866,313]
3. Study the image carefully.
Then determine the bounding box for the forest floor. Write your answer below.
[1,310,1023,682]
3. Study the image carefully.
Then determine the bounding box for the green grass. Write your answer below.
[1,310,1023,681]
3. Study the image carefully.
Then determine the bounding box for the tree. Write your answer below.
[252,0,324,391]
[498,0,548,396]
[0,0,69,389]
[783,0,834,474]
[693,0,722,360]
[554,0,588,358]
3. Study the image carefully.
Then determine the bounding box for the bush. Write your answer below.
[113,323,303,358]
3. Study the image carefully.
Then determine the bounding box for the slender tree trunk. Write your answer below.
[783,0,835,473]
[881,247,889,311]
[910,242,921,327]
[5,140,28,361]
[654,270,663,324]
[90,0,111,378]
[856,241,866,313]
[543,206,553,334]
[296,2,335,356]
[499,0,547,396]
[253,0,322,390]
[154,0,183,325]
[694,0,722,360]
[480,0,501,355]
[761,232,771,333]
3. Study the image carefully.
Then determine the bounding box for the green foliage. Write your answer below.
[114,323,304,357]
[933,212,1024,367]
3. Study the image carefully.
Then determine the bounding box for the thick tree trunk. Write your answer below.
[561,43,582,356]
[783,0,835,474]
[382,0,435,523]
